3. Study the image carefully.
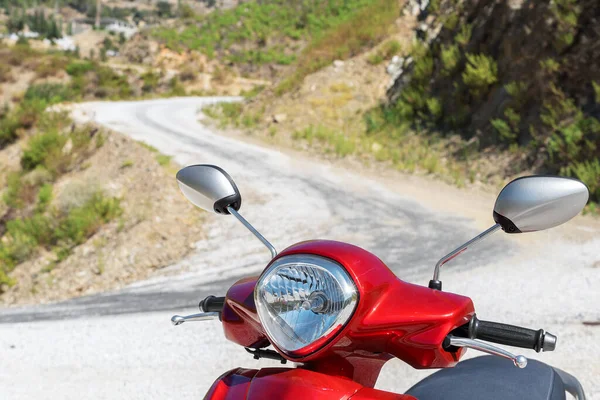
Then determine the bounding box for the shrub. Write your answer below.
[504,81,528,105]
[0,111,20,147]
[565,159,600,202]
[17,99,48,129]
[540,58,560,74]
[491,118,515,141]
[24,83,72,104]
[168,77,186,96]
[141,70,161,93]
[34,55,70,79]
[3,172,26,208]
[21,130,67,172]
[441,44,461,75]
[66,60,95,76]
[95,66,132,99]
[55,193,122,246]
[412,55,434,82]
[36,183,53,212]
[6,214,54,250]
[220,103,243,120]
[462,53,498,96]
[455,24,472,47]
[426,97,443,121]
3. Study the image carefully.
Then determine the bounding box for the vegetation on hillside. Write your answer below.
[0,42,188,290]
[153,0,399,89]
[0,109,120,288]
[5,8,62,39]
[381,0,600,204]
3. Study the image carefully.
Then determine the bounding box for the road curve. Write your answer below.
[0,97,510,323]
[1,98,598,400]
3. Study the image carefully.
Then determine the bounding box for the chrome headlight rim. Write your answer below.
[254,254,359,358]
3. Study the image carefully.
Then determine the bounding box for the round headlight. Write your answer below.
[254,254,358,356]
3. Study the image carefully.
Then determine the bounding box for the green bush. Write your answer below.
[0,111,20,147]
[6,214,54,250]
[141,70,161,93]
[455,24,472,47]
[566,159,600,202]
[3,172,26,209]
[24,83,72,104]
[462,53,498,96]
[441,44,461,75]
[491,118,515,141]
[65,60,95,76]
[55,193,122,246]
[0,191,122,283]
[36,183,53,212]
[21,130,66,171]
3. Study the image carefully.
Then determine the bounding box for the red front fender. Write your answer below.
[204,368,416,400]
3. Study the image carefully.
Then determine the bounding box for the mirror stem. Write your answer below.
[227,206,277,259]
[430,224,501,289]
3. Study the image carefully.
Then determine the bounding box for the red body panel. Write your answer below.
[204,368,416,400]
[220,240,475,391]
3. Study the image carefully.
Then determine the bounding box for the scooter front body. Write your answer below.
[171,165,589,400]
[204,367,415,400]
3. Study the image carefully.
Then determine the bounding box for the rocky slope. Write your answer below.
[0,122,204,306]
[388,0,600,201]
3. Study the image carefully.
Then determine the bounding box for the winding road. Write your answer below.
[0,98,598,399]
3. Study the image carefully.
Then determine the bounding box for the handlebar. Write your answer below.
[455,315,557,353]
[199,295,226,313]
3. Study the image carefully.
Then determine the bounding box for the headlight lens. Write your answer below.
[254,254,358,356]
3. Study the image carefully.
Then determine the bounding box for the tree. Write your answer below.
[48,17,60,39]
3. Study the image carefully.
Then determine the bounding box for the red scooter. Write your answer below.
[171,165,589,400]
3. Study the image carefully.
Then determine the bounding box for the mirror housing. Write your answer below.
[493,176,589,233]
[176,165,241,214]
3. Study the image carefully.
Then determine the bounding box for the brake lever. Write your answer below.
[171,312,220,326]
[446,335,528,368]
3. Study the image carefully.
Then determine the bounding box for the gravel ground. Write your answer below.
[0,98,598,399]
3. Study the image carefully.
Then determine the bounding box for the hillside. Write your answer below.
[0,44,206,305]
[385,0,600,203]
[152,0,402,82]
[192,0,598,210]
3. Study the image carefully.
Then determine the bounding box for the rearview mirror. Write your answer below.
[176,164,241,214]
[493,176,589,233]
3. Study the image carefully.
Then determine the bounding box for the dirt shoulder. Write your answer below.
[0,126,204,306]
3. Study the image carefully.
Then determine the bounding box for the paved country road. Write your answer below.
[0,98,598,399]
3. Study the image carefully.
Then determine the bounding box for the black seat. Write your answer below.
[405,356,566,400]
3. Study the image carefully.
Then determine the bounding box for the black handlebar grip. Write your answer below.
[470,316,556,352]
[199,295,226,313]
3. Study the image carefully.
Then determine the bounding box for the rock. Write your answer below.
[272,114,287,123]
[508,0,526,10]
[386,56,405,80]
[333,60,345,68]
